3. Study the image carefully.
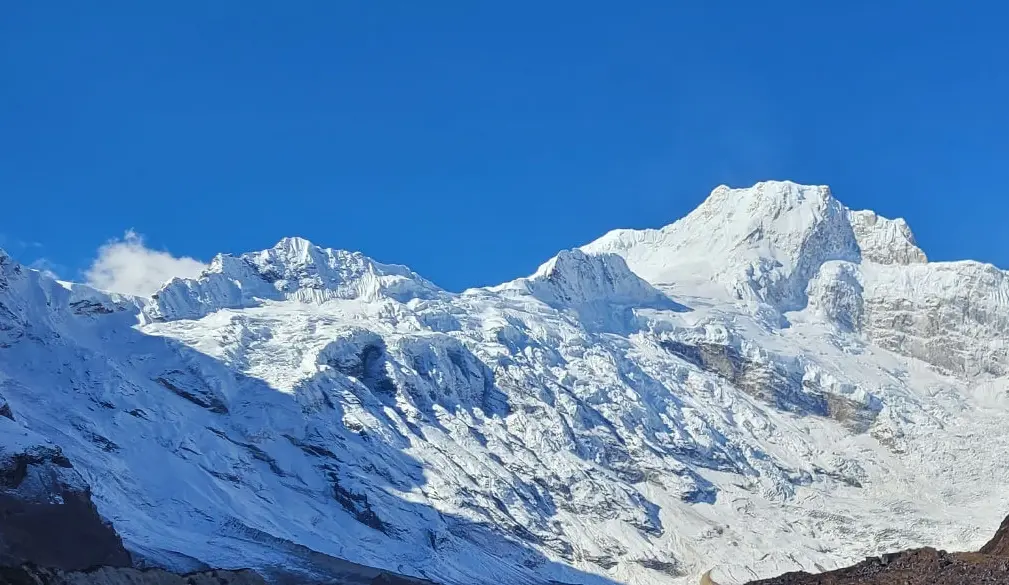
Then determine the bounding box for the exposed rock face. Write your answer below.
[660,339,879,432]
[859,261,1009,376]
[978,515,1009,557]
[0,444,131,571]
[661,341,826,417]
[847,210,927,265]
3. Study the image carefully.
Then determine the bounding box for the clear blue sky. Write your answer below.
[3,1,1008,291]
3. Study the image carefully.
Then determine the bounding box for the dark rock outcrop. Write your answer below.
[979,514,1009,557]
[0,446,131,571]
[661,340,878,430]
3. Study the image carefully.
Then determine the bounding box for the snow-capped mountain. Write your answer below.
[2,180,1009,585]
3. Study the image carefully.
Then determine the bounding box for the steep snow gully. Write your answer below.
[2,181,1009,585]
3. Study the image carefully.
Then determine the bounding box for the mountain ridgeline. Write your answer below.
[1,181,1008,584]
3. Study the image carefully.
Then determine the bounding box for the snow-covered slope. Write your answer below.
[2,181,1009,585]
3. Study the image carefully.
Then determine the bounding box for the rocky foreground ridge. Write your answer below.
[743,513,1009,585]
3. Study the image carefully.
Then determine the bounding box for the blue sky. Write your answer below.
[3,1,1007,292]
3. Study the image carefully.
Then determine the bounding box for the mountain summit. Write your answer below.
[146,237,443,321]
[583,180,924,310]
[2,181,1008,585]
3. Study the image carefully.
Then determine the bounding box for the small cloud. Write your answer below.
[29,258,64,281]
[85,230,207,296]
[0,235,44,251]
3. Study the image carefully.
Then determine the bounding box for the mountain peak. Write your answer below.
[273,235,314,251]
[584,181,858,309]
[507,248,670,308]
[146,238,442,321]
[695,181,838,232]
[708,179,836,209]
[584,180,930,316]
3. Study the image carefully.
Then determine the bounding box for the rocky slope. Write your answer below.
[1,180,1009,584]
[745,514,1009,585]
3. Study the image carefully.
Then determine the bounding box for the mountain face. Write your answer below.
[1,181,1009,585]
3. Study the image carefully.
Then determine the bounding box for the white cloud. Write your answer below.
[85,230,207,296]
[29,258,64,281]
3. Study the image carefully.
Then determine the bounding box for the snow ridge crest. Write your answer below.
[524,249,670,308]
[583,180,927,311]
[146,237,442,321]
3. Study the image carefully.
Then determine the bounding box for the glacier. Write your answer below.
[2,180,1009,584]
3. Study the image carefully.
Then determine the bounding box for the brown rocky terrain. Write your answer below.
[745,515,1009,585]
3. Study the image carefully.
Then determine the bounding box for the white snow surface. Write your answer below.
[2,181,1009,584]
